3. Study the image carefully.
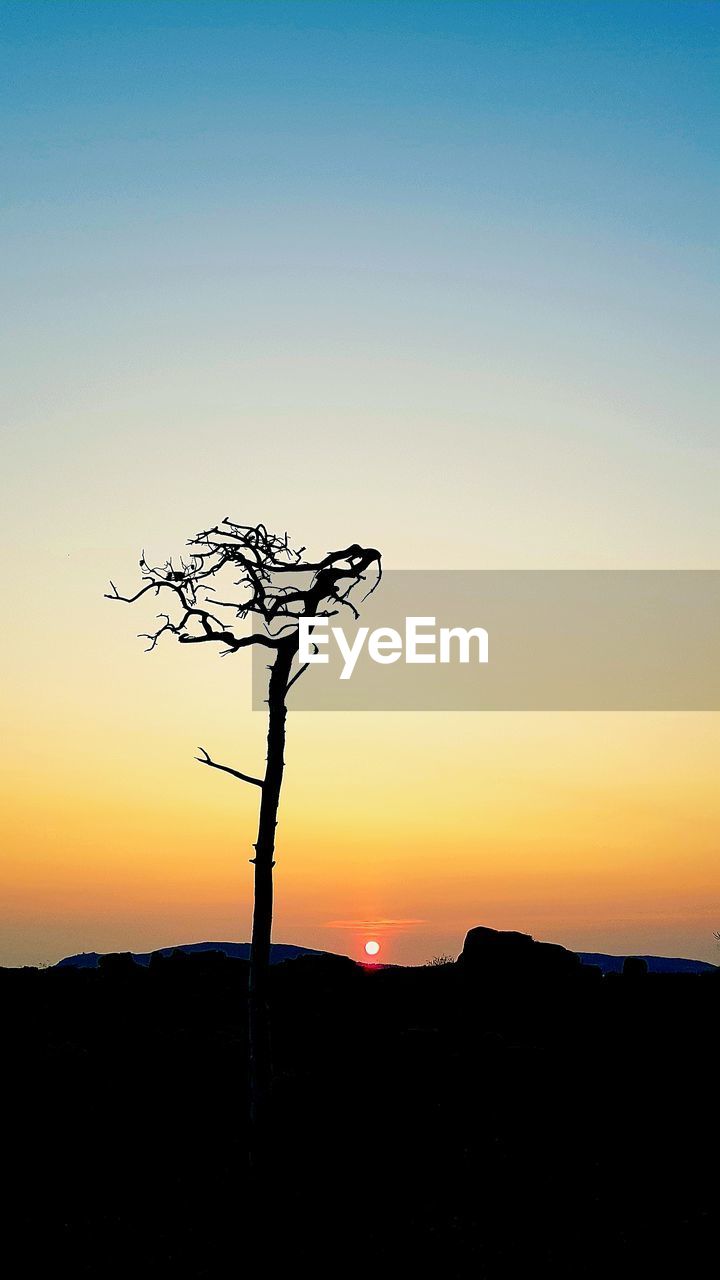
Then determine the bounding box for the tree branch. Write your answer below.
[286,662,310,694]
[106,523,382,662]
[195,747,263,788]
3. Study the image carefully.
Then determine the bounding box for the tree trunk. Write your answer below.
[248,639,295,1162]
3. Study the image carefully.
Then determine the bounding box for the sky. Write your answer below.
[1,1,719,966]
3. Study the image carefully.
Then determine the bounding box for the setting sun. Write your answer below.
[364,940,380,957]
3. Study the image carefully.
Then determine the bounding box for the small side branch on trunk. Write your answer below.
[286,661,310,694]
[195,746,263,788]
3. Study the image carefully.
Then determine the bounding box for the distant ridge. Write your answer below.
[55,941,340,969]
[53,941,717,973]
[576,952,716,976]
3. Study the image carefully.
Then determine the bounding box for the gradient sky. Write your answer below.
[1,1,719,966]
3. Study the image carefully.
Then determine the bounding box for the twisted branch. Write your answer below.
[106,520,382,661]
[195,747,263,789]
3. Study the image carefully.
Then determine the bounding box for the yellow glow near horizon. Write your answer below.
[2,669,719,965]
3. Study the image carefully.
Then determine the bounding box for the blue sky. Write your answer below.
[3,3,717,240]
[2,3,718,569]
[3,5,718,561]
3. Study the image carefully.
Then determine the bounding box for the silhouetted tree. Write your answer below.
[107,519,381,1148]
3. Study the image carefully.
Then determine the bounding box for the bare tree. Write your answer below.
[107,519,381,1148]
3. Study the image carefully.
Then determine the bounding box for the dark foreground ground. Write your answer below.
[5,937,718,1278]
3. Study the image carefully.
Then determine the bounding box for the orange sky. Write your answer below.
[2,602,719,965]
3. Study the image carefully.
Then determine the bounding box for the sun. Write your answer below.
[364,940,380,956]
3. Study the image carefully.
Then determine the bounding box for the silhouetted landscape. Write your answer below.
[54,937,718,976]
[6,926,717,1277]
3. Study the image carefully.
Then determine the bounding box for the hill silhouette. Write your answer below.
[54,936,717,975]
[55,940,341,969]
[576,950,715,975]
